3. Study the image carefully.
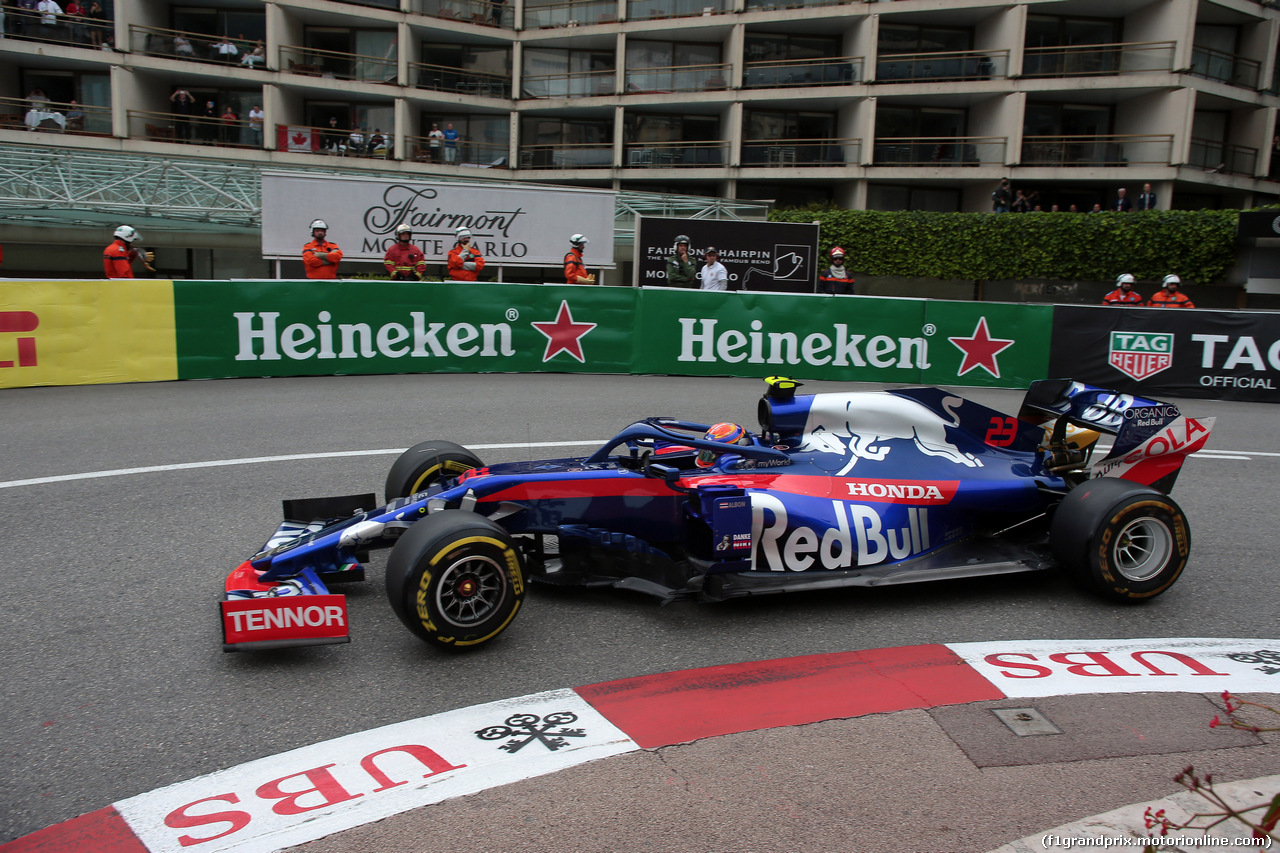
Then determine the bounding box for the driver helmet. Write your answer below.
[1163,274,1181,288]
[674,234,691,250]
[830,247,846,263]
[570,233,589,248]
[310,219,328,233]
[114,225,138,242]
[696,422,751,469]
[455,226,471,242]
[395,223,413,240]
[1116,273,1135,288]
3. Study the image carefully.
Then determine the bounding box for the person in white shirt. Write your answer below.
[698,246,728,291]
[37,0,62,27]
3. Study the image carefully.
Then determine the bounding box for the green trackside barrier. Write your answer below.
[173,281,1053,388]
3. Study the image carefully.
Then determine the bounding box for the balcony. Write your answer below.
[518,143,614,168]
[743,0,848,10]
[875,50,1006,84]
[623,64,731,94]
[275,124,392,157]
[2,7,112,50]
[279,45,398,84]
[1188,45,1261,90]
[405,134,509,166]
[411,62,511,97]
[741,137,859,167]
[525,0,619,28]
[872,136,1006,166]
[129,26,267,69]
[627,0,730,21]
[1020,134,1174,167]
[413,0,513,27]
[743,56,862,89]
[1189,138,1257,177]
[521,70,617,98]
[0,96,112,136]
[1022,41,1175,79]
[624,140,728,167]
[130,109,264,149]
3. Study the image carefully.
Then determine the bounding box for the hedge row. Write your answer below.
[770,207,1240,285]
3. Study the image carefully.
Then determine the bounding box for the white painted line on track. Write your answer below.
[1,442,1273,492]
[0,441,607,490]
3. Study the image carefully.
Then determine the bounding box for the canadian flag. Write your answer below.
[277,125,317,152]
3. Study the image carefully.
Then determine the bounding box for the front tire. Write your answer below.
[385,440,482,501]
[386,511,525,649]
[1050,478,1190,602]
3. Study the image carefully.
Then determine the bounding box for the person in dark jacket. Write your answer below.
[817,247,854,295]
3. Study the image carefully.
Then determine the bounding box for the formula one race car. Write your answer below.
[221,378,1214,652]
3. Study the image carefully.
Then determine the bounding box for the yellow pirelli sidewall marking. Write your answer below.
[416,534,525,645]
[0,280,178,389]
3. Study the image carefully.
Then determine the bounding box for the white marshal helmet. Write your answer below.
[114,225,139,242]
[1163,274,1181,286]
[310,219,328,231]
[395,224,413,237]
[570,233,589,247]
[455,226,472,241]
[1116,273,1135,285]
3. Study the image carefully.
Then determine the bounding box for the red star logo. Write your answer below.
[531,300,596,363]
[948,317,1015,378]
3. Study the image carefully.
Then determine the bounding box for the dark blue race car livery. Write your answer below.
[221,378,1214,652]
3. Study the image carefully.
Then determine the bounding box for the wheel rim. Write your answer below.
[436,554,507,627]
[1112,517,1174,582]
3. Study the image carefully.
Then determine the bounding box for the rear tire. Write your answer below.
[1050,478,1190,602]
[385,440,482,501]
[386,511,525,649]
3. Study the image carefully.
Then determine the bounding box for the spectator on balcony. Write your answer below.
[1136,182,1157,210]
[240,40,265,68]
[427,123,444,162]
[1010,189,1031,213]
[348,127,365,156]
[84,0,104,45]
[991,177,1011,213]
[64,0,83,41]
[14,0,37,37]
[247,104,263,147]
[367,127,386,156]
[213,35,238,62]
[323,116,344,153]
[1113,187,1132,212]
[443,122,460,163]
[219,104,237,145]
[27,87,50,106]
[170,88,195,141]
[36,0,60,31]
[173,34,194,57]
[200,99,217,142]
[66,99,83,131]
[489,0,506,26]
[1148,275,1195,308]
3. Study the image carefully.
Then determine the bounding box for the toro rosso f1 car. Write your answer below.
[221,378,1214,652]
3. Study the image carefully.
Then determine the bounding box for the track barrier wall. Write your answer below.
[2,280,1277,401]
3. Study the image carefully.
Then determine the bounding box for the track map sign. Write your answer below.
[635,216,819,293]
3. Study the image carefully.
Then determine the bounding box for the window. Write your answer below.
[878,24,971,55]
[745,33,839,63]
[744,109,835,141]
[626,40,720,68]
[171,7,266,42]
[876,106,966,139]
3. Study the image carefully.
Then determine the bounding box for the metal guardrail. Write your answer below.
[129,25,267,68]
[0,96,112,136]
[1189,138,1257,177]
[623,141,729,168]
[874,49,1006,83]
[743,55,862,88]
[129,109,264,149]
[413,0,514,27]
[279,44,398,84]
[521,70,617,98]
[1020,134,1174,167]
[403,134,507,166]
[1022,41,1174,78]
[2,7,112,49]
[741,137,859,167]
[1189,44,1261,90]
[872,136,1006,166]
[409,62,511,97]
[623,63,731,93]
[524,0,618,28]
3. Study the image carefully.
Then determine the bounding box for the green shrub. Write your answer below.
[771,207,1239,284]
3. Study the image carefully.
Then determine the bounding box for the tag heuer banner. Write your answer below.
[635,216,819,293]
[1050,305,1280,402]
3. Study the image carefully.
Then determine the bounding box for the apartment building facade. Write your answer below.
[3,0,1280,227]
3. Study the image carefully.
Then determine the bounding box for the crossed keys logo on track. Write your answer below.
[476,712,587,753]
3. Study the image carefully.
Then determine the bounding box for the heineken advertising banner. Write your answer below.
[631,290,1051,388]
[1049,305,1280,402]
[634,217,819,293]
[174,282,636,379]
[260,173,616,267]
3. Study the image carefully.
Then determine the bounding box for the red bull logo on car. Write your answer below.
[750,493,932,572]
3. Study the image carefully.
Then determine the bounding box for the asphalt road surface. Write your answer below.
[1,373,1274,842]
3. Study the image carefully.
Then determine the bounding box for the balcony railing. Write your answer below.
[518,143,614,168]
[129,25,267,68]
[1189,45,1261,90]
[413,0,514,27]
[624,140,729,167]
[1,7,112,49]
[875,49,1006,83]
[521,70,617,98]
[130,109,264,149]
[743,56,862,88]
[1189,137,1257,176]
[275,124,392,157]
[410,62,511,97]
[744,0,848,10]
[741,137,859,167]
[1020,134,1174,166]
[872,136,1006,166]
[0,96,112,136]
[1022,41,1175,78]
[404,134,509,166]
[627,0,730,21]
[279,45,398,84]
[624,63,731,94]
[525,0,619,28]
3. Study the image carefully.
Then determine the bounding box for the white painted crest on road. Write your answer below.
[948,638,1280,698]
[114,688,637,853]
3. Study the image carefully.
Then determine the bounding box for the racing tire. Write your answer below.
[386,510,525,649]
[385,440,482,502]
[1050,478,1190,602]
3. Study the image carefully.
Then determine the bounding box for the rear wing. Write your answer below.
[1018,379,1214,492]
